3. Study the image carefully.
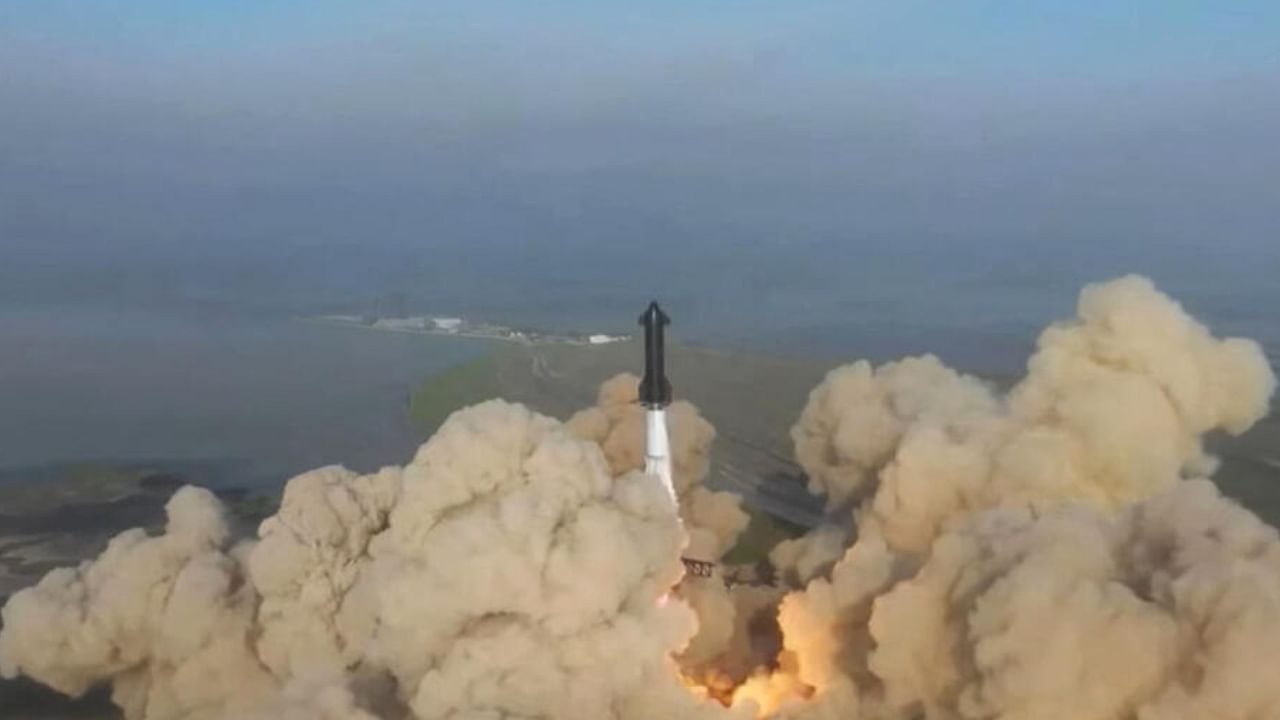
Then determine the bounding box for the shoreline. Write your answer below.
[301,316,526,345]
[300,314,630,347]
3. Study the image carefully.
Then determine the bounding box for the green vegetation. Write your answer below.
[0,463,146,514]
[722,505,808,565]
[408,353,503,434]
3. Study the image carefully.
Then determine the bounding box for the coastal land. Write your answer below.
[306,313,630,346]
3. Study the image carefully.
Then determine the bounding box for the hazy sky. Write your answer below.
[2,1,1278,315]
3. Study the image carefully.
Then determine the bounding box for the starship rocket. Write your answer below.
[639,301,677,502]
[639,301,714,579]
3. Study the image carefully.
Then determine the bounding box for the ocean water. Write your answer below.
[0,240,1275,490]
[366,236,1279,375]
[0,306,493,484]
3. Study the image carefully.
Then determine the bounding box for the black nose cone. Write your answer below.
[639,301,669,328]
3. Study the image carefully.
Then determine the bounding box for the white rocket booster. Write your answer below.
[645,407,677,503]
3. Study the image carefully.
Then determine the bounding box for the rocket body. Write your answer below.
[638,302,671,407]
[639,302,678,504]
[638,301,714,579]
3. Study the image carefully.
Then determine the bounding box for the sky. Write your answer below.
[2,1,1278,327]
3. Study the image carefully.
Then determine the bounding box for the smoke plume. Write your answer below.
[566,372,762,688]
[566,371,750,560]
[1,401,741,720]
[2,275,1277,720]
[761,275,1278,718]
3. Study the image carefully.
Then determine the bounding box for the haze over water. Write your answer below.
[1,242,1274,486]
[2,2,1278,482]
[0,306,491,481]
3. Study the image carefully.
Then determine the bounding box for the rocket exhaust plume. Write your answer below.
[1,275,1278,720]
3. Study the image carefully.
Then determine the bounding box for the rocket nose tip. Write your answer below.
[640,301,664,325]
[640,301,669,324]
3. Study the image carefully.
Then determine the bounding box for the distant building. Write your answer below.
[432,317,463,331]
[373,317,427,330]
[588,334,626,345]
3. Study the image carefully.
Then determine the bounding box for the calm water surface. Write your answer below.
[0,306,492,484]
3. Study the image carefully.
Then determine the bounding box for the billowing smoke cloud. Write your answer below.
[791,276,1274,554]
[1,401,742,720]
[2,275,1278,720]
[567,372,750,560]
[760,275,1279,718]
[566,373,761,690]
[768,525,849,588]
[867,479,1280,720]
[0,486,276,718]
[249,464,400,683]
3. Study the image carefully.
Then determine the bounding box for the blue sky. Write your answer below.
[1,1,1278,317]
[7,1,1278,71]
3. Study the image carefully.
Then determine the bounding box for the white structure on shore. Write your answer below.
[588,334,627,345]
[315,312,624,346]
[373,317,427,331]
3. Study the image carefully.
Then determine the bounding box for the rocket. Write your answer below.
[639,302,714,579]
[639,301,677,503]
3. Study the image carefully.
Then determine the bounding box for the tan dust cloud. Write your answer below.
[1,401,743,720]
[759,275,1278,719]
[2,275,1278,720]
[565,372,764,691]
[566,371,750,560]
